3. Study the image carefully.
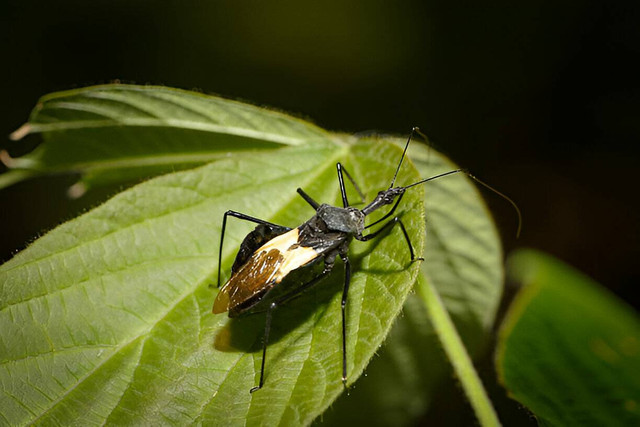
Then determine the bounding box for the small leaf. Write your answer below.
[320,140,506,426]
[2,85,332,192]
[497,249,640,425]
[0,138,425,425]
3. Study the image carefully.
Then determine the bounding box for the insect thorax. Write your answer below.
[316,204,365,234]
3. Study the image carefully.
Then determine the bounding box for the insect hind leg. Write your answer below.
[339,253,351,388]
[217,210,290,287]
[250,262,335,393]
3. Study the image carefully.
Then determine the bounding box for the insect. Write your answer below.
[212,128,521,393]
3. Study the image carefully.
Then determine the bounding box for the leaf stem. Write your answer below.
[0,169,36,190]
[416,277,501,427]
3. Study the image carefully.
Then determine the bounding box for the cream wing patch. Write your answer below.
[213,227,321,314]
[258,227,319,283]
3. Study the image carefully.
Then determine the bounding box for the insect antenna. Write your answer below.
[388,127,419,189]
[401,169,523,237]
[388,127,433,188]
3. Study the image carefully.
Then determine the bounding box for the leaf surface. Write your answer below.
[2,85,332,192]
[2,86,507,425]
[497,250,640,425]
[0,138,425,426]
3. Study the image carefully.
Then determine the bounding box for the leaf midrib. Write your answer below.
[28,119,321,146]
[13,150,274,173]
[0,344,115,367]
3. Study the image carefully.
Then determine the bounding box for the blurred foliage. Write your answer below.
[498,249,640,425]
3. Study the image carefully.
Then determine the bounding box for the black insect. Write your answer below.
[212,128,520,393]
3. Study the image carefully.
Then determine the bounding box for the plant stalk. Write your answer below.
[416,277,501,427]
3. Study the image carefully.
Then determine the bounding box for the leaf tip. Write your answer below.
[9,123,32,141]
[0,149,17,168]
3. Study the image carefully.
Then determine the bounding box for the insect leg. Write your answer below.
[357,217,424,262]
[298,163,365,211]
[250,300,275,393]
[297,188,320,210]
[250,263,335,393]
[336,163,365,207]
[218,210,289,287]
[339,253,351,387]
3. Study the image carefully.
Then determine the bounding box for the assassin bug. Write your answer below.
[212,128,521,393]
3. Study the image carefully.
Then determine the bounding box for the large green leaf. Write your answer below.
[0,138,427,425]
[2,85,331,193]
[321,140,505,426]
[497,249,640,425]
[2,86,507,425]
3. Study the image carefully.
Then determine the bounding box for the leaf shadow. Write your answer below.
[213,264,344,354]
[351,232,416,275]
[212,230,414,355]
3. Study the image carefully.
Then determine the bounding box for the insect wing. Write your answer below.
[213,248,282,315]
[213,228,321,316]
[231,223,290,274]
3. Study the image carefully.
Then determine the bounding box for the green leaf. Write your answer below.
[2,86,508,425]
[0,137,426,425]
[319,141,506,426]
[497,249,640,425]
[2,85,332,193]
[413,141,505,352]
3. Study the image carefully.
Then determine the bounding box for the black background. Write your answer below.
[2,1,639,424]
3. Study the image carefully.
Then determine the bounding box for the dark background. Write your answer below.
[2,1,639,424]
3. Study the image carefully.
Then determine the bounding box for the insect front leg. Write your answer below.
[336,163,365,208]
[250,261,336,393]
[297,163,366,211]
[217,210,290,287]
[356,217,424,262]
[296,188,320,210]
